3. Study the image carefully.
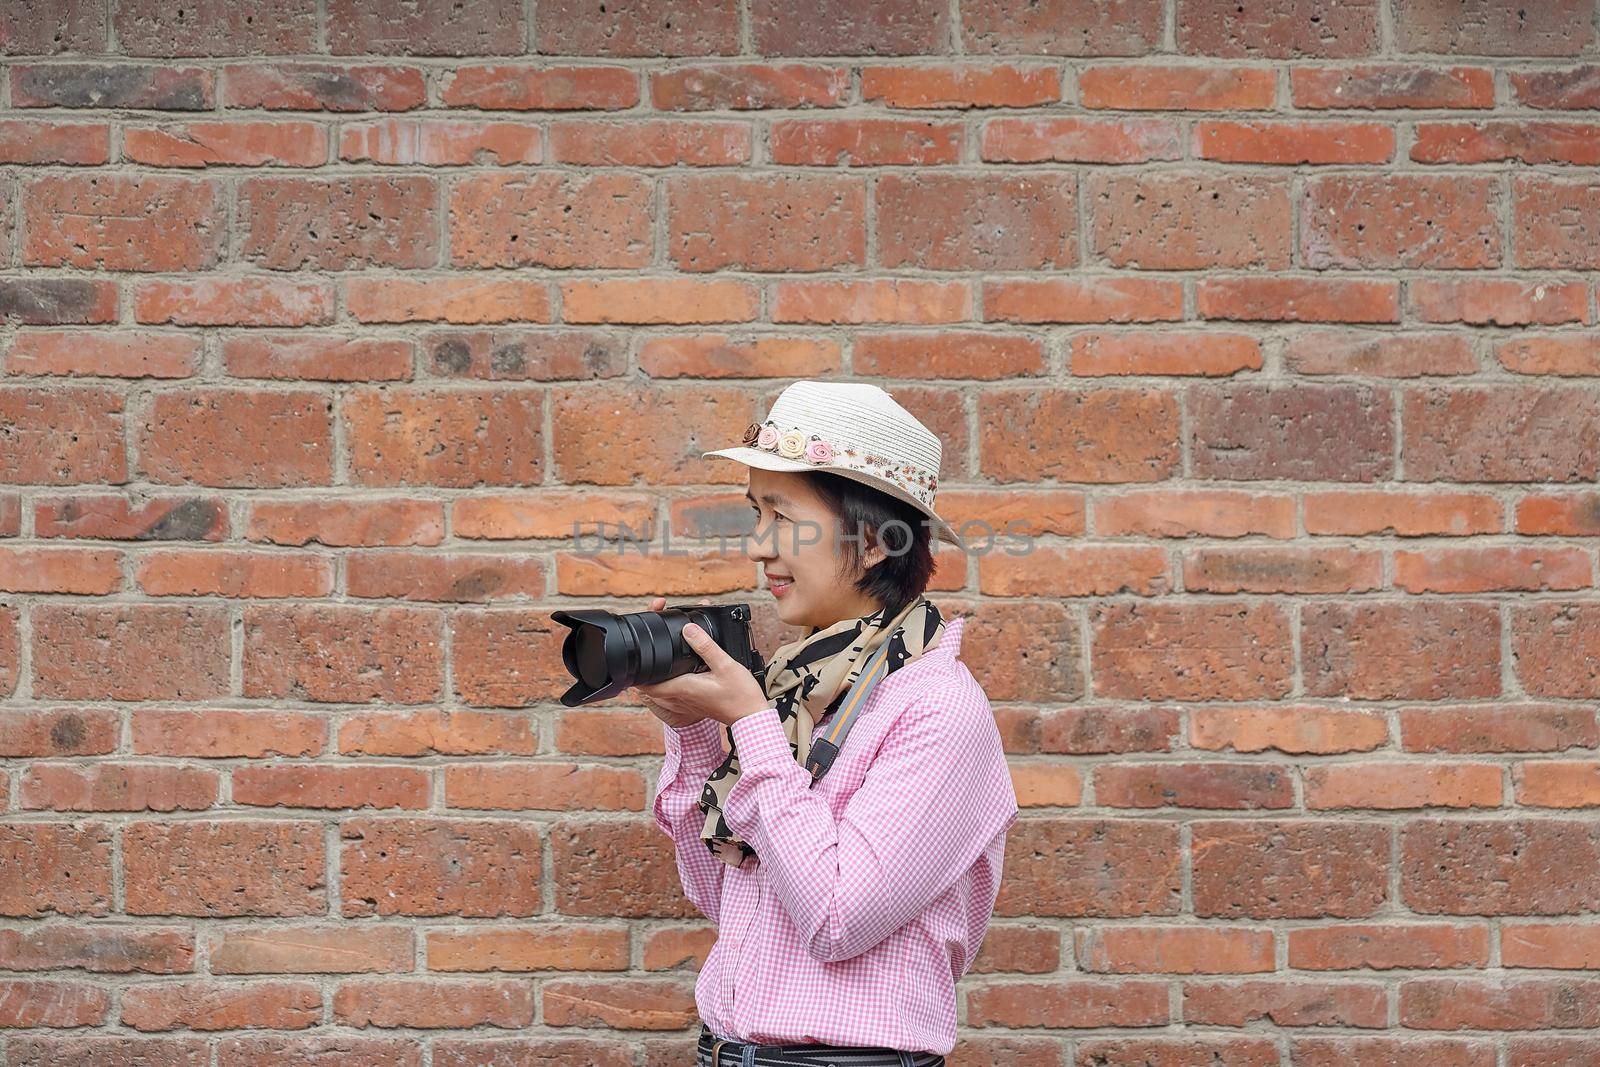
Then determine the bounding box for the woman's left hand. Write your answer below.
[633,622,769,728]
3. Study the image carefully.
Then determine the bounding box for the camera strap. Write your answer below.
[804,639,894,787]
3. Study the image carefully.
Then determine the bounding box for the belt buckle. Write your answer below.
[709,1037,728,1067]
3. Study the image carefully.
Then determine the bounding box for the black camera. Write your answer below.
[551,602,764,707]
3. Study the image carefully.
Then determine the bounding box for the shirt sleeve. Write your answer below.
[650,716,739,926]
[720,679,1019,964]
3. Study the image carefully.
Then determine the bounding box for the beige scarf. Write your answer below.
[696,596,945,867]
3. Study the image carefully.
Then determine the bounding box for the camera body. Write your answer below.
[551,602,764,707]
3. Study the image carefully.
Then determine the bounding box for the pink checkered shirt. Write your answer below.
[650,616,1018,1056]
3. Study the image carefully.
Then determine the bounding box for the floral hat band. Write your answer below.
[741,421,839,466]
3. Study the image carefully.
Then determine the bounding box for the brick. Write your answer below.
[0,545,120,594]
[979,388,1179,483]
[1289,923,1490,970]
[642,925,719,970]
[341,818,541,918]
[986,278,1183,324]
[1414,122,1600,166]
[982,117,1183,162]
[1292,65,1495,109]
[1514,602,1600,699]
[770,118,962,165]
[138,389,334,488]
[1394,0,1594,56]
[1411,278,1591,326]
[0,1,106,54]
[772,279,968,324]
[1090,171,1290,270]
[0,979,109,1027]
[1192,821,1389,918]
[1092,600,1292,701]
[1197,277,1399,322]
[1190,383,1394,482]
[1191,706,1386,757]
[1182,545,1383,594]
[9,331,201,378]
[221,62,426,111]
[994,819,1181,917]
[548,119,746,167]
[232,765,430,810]
[239,176,438,271]
[0,120,110,164]
[1516,762,1600,808]
[0,708,120,757]
[125,121,327,167]
[427,925,628,972]
[124,821,324,917]
[441,65,639,109]
[1292,1037,1494,1067]
[1011,760,1084,808]
[1502,923,1600,969]
[1305,762,1503,810]
[341,118,543,166]
[1514,178,1600,270]
[978,544,1169,597]
[667,173,864,271]
[436,1037,631,1067]
[562,278,759,324]
[23,175,223,271]
[32,604,228,701]
[1186,979,1387,1027]
[966,978,1169,1027]
[246,499,445,548]
[132,709,326,758]
[343,388,543,488]
[243,604,444,704]
[1401,704,1598,754]
[0,924,193,973]
[862,64,1060,108]
[121,980,320,1031]
[544,978,696,1030]
[1177,0,1380,57]
[1498,335,1600,377]
[1511,65,1600,109]
[444,763,645,811]
[345,551,545,602]
[1401,977,1600,1030]
[551,820,697,918]
[114,0,315,56]
[328,0,526,55]
[222,334,413,382]
[551,383,751,486]
[1401,819,1600,915]
[135,548,333,597]
[12,63,213,109]
[555,709,664,757]
[1303,600,1500,700]
[1094,488,1293,539]
[20,763,217,812]
[1403,386,1600,481]
[1285,330,1477,377]
[1394,545,1590,593]
[450,609,571,708]
[1507,1037,1600,1067]
[641,335,840,379]
[1195,121,1394,163]
[877,172,1076,270]
[0,279,118,326]
[1096,763,1292,809]
[960,0,1164,56]
[0,823,112,917]
[348,275,550,326]
[452,490,652,541]
[1302,174,1501,269]
[209,926,412,974]
[652,63,849,110]
[1078,1039,1280,1067]
[752,0,950,55]
[218,1036,421,1067]
[1076,926,1274,973]
[1080,64,1276,109]
[337,977,534,1028]
[424,332,625,382]
[536,0,738,56]
[450,173,651,268]
[34,494,228,541]
[339,709,535,757]
[938,488,1088,537]
[134,278,334,327]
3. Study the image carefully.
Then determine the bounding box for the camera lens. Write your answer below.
[551,603,759,707]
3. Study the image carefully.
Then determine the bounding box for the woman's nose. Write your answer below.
[745,517,776,562]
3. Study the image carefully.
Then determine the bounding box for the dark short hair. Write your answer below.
[799,470,935,618]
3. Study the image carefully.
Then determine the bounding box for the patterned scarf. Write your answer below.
[696,595,946,867]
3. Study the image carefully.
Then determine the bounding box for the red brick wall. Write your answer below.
[3,0,1600,1063]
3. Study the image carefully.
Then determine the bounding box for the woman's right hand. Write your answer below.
[634,597,712,729]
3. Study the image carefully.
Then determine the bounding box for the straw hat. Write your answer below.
[701,380,964,548]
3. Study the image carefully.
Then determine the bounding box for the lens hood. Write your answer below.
[551,602,762,707]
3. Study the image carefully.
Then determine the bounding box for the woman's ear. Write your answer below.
[860,525,888,571]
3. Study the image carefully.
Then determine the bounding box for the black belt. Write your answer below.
[696,1024,944,1066]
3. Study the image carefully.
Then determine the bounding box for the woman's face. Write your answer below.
[744,467,885,632]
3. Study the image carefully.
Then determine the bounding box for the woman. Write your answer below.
[637,380,1018,1067]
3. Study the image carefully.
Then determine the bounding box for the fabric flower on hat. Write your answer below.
[756,425,779,449]
[741,422,761,446]
[777,430,806,459]
[804,438,834,464]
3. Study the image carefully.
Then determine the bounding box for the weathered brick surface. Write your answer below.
[0,6,1591,1060]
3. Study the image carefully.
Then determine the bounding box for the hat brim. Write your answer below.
[703,446,966,550]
